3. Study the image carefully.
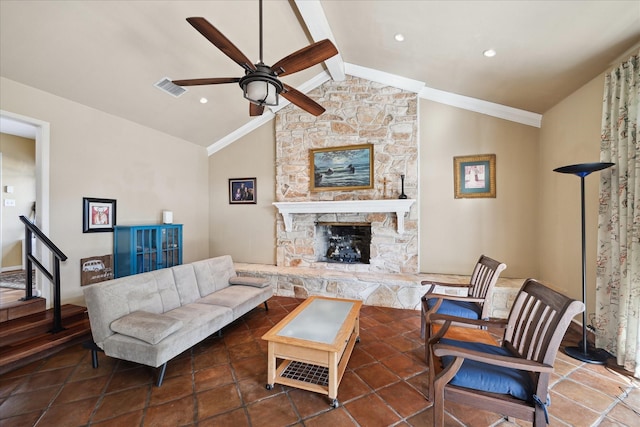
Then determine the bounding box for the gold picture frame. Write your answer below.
[310,144,374,192]
[453,154,496,198]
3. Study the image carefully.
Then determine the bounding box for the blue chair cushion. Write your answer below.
[426,298,482,319]
[439,338,534,402]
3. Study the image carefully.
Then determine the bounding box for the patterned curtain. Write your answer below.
[596,49,640,378]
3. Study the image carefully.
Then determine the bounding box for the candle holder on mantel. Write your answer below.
[399,175,408,199]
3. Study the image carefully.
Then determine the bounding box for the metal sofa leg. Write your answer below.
[156,363,168,387]
[82,340,102,368]
[264,301,269,311]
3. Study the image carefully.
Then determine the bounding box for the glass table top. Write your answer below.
[276,298,354,344]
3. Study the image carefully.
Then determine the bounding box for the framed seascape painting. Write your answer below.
[310,144,374,192]
[453,154,496,198]
[229,178,257,204]
[83,197,117,233]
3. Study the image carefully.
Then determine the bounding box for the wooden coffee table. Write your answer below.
[262,296,362,407]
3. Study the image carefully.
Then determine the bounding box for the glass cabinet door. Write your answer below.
[114,224,182,278]
[135,228,158,273]
[160,226,181,269]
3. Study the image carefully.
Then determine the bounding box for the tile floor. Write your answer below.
[0,296,638,426]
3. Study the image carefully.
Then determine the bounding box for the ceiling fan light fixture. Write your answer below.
[239,65,283,106]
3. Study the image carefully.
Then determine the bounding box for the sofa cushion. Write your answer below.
[171,264,201,305]
[426,298,482,319]
[151,269,181,312]
[192,255,236,296]
[198,284,272,319]
[110,311,183,345]
[83,272,170,346]
[229,276,269,288]
[439,338,534,401]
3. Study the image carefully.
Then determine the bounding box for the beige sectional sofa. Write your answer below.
[83,255,272,386]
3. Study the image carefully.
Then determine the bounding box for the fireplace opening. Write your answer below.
[315,222,371,264]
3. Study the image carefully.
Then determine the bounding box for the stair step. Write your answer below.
[0,319,91,375]
[0,304,88,345]
[0,297,46,322]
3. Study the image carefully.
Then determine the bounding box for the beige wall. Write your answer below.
[419,100,540,277]
[209,121,276,264]
[538,74,605,317]
[0,133,35,270]
[1,77,210,305]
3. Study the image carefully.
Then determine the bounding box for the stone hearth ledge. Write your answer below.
[234,262,522,317]
[273,199,416,234]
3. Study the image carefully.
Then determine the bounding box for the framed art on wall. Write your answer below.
[310,144,374,191]
[453,154,496,198]
[229,178,257,204]
[83,197,117,232]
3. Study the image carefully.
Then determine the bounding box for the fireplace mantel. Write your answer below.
[273,199,416,234]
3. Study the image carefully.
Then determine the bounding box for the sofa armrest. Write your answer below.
[229,276,269,288]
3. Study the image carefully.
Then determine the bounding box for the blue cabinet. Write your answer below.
[113,224,182,278]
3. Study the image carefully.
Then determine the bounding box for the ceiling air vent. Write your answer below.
[154,77,187,97]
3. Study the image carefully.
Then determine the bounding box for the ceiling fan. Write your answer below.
[172,0,339,117]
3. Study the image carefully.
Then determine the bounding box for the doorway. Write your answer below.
[0,110,51,304]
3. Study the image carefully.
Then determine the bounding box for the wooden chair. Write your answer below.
[420,255,507,345]
[428,278,584,426]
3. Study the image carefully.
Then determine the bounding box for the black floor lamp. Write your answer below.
[553,162,614,364]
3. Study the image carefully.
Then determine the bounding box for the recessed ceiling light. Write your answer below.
[394,33,405,42]
[483,49,497,58]
[199,97,208,104]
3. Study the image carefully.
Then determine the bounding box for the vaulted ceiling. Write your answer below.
[1,1,639,150]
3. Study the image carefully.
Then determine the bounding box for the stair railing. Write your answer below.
[19,215,68,333]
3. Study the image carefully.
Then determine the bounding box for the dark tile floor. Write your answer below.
[0,296,638,426]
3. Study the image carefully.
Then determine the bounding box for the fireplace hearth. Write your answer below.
[316,223,371,264]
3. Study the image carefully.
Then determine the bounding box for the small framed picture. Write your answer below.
[83,197,117,233]
[453,154,496,198]
[229,178,257,204]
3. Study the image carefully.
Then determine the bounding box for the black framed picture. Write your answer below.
[229,178,257,204]
[83,197,117,233]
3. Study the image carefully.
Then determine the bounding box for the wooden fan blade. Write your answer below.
[186,17,255,71]
[249,103,265,116]
[272,39,338,77]
[281,84,325,116]
[172,77,240,86]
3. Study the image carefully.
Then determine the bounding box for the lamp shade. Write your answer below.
[239,64,283,107]
[553,162,615,177]
[244,80,279,106]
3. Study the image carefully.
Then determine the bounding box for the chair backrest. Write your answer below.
[503,278,584,366]
[468,255,507,316]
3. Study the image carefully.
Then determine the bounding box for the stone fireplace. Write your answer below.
[274,75,419,274]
